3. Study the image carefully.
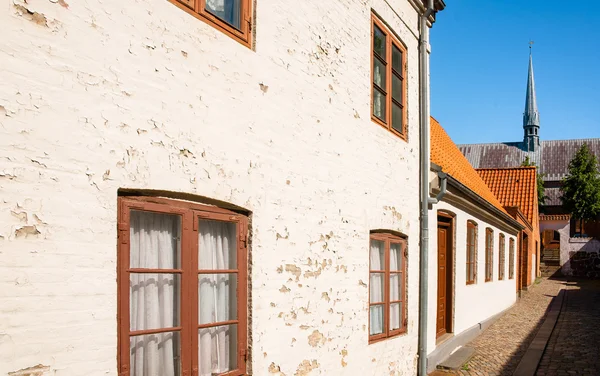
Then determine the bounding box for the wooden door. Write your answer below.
[436,225,449,337]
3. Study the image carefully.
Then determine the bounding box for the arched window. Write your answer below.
[118,196,249,376]
[509,238,515,279]
[499,234,506,280]
[466,221,477,284]
[485,228,494,282]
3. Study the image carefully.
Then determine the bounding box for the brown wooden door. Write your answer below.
[437,226,448,337]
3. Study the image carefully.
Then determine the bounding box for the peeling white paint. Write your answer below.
[0,0,425,374]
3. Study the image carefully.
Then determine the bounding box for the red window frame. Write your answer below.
[171,0,253,48]
[466,221,477,285]
[498,234,506,280]
[368,232,408,343]
[509,238,515,280]
[485,228,493,282]
[371,13,408,141]
[117,196,248,376]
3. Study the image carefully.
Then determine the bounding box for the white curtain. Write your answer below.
[369,240,384,335]
[198,220,237,376]
[129,211,181,376]
[205,0,240,28]
[389,244,401,330]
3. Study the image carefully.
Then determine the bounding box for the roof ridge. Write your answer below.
[476,166,536,171]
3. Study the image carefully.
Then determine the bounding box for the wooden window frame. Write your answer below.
[485,228,493,282]
[371,13,408,141]
[117,196,248,376]
[466,221,477,285]
[509,238,515,280]
[170,0,253,48]
[498,234,506,280]
[369,232,408,343]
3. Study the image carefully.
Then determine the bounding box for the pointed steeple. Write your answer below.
[523,43,540,151]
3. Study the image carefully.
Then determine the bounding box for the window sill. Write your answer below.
[371,117,408,142]
[369,330,408,344]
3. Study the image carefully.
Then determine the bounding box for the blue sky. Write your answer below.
[430,0,600,144]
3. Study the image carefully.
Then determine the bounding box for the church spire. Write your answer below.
[523,42,540,152]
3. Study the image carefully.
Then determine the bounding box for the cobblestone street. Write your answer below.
[536,280,600,376]
[431,278,565,376]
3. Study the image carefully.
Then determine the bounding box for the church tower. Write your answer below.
[523,49,540,151]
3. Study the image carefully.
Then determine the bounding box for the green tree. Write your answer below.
[560,144,600,235]
[521,156,547,213]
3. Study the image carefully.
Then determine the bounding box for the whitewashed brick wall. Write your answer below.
[0,0,426,374]
[427,201,518,355]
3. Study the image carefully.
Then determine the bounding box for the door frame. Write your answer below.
[436,211,455,338]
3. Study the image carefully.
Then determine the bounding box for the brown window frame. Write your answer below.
[170,0,253,48]
[371,13,408,141]
[369,232,408,343]
[466,221,477,285]
[509,238,515,279]
[485,228,494,282]
[117,196,249,376]
[498,234,506,280]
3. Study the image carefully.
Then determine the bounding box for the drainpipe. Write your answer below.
[418,1,435,375]
[428,170,447,205]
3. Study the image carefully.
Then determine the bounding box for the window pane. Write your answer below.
[469,227,476,247]
[467,263,475,282]
[373,89,386,121]
[390,302,402,330]
[373,25,386,58]
[392,45,403,73]
[373,58,386,88]
[390,273,402,301]
[370,305,384,335]
[199,220,237,270]
[390,242,402,271]
[205,0,241,29]
[199,324,238,375]
[130,331,181,376]
[392,102,403,133]
[130,273,180,331]
[199,273,238,325]
[370,239,385,271]
[370,272,384,303]
[130,210,181,269]
[392,75,402,104]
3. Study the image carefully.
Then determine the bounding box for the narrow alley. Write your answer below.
[431,278,600,376]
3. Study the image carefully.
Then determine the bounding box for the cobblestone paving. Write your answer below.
[536,279,600,376]
[430,278,564,376]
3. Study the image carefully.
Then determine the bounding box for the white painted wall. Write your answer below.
[426,201,518,355]
[0,0,428,375]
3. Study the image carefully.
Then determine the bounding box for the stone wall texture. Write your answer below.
[0,0,426,374]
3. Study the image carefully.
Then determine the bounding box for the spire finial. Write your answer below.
[529,40,534,55]
[523,43,540,151]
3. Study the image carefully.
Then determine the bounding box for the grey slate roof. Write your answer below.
[545,187,562,207]
[459,139,600,181]
[458,139,600,206]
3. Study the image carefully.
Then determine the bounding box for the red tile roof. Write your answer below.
[476,167,538,225]
[430,117,507,214]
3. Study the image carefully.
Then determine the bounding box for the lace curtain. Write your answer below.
[129,211,181,376]
[198,220,237,376]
